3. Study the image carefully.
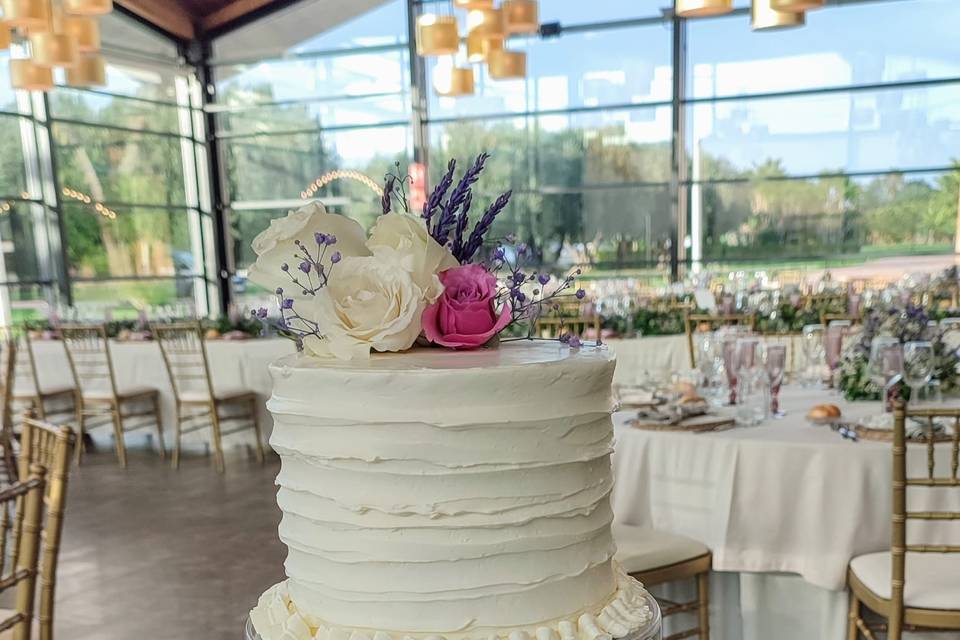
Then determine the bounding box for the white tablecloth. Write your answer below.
[28,338,296,449]
[612,388,960,639]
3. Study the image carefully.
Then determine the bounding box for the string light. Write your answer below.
[62,186,117,219]
[300,170,384,200]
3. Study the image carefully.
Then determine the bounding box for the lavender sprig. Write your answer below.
[381,174,395,215]
[435,152,489,247]
[452,190,472,258]
[423,159,456,228]
[461,190,512,263]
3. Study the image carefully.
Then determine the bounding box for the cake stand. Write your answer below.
[244,591,662,640]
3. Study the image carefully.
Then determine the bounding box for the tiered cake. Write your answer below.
[251,342,654,640]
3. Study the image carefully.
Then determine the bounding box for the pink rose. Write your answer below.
[422,264,512,349]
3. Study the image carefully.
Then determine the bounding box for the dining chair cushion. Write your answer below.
[850,551,960,610]
[613,524,710,574]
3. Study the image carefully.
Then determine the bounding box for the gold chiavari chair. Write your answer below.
[822,313,862,327]
[614,525,712,640]
[684,313,755,368]
[536,301,600,340]
[60,324,164,468]
[0,340,17,480]
[846,401,960,640]
[1,330,75,423]
[17,414,73,640]
[153,322,265,473]
[0,463,46,640]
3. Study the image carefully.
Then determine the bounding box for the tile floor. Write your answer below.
[52,446,284,640]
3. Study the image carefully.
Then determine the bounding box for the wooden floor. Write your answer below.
[53,446,284,639]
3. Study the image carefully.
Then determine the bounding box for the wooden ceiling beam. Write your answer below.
[200,0,278,33]
[116,0,196,40]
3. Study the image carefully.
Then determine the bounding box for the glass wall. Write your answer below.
[686,0,960,273]
[210,0,414,306]
[209,0,960,291]
[0,12,215,324]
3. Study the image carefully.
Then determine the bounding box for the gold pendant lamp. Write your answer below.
[62,15,100,51]
[30,29,79,66]
[503,0,538,34]
[10,58,53,90]
[466,30,502,63]
[487,48,525,79]
[0,0,51,29]
[675,0,733,17]
[62,0,112,15]
[453,0,492,7]
[771,0,824,10]
[0,22,11,49]
[467,8,505,38]
[416,14,459,56]
[65,53,105,86]
[436,66,475,96]
[752,0,805,29]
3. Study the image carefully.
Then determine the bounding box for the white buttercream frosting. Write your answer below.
[253,342,654,640]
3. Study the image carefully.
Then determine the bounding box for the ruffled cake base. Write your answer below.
[250,566,655,640]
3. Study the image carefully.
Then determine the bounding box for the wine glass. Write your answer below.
[801,324,825,386]
[761,343,787,417]
[867,337,903,412]
[903,340,935,403]
[722,336,739,404]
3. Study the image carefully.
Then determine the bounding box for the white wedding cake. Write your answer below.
[250,342,655,640]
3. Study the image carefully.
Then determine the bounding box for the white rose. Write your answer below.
[248,202,370,299]
[367,212,458,303]
[302,256,425,360]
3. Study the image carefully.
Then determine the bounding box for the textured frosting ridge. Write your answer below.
[254,343,653,640]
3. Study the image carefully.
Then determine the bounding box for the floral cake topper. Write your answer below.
[249,154,593,360]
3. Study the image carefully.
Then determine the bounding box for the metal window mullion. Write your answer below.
[407,0,429,169]
[669,15,687,281]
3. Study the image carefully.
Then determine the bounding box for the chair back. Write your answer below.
[890,402,960,634]
[18,415,74,640]
[0,339,18,479]
[684,313,755,368]
[60,324,118,400]
[0,464,46,640]
[0,328,42,397]
[536,301,600,340]
[153,322,216,403]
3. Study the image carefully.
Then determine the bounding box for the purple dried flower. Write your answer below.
[256,307,268,319]
[281,263,289,272]
[299,261,311,274]
[382,174,395,215]
[516,292,526,303]
[517,243,528,255]
[423,158,456,226]
[493,247,505,260]
[576,289,586,300]
[559,333,570,344]
[330,251,342,264]
[569,336,582,349]
[537,274,550,286]
[282,298,294,310]
[315,232,327,245]
[275,287,284,295]
[438,152,487,254]
[461,190,513,263]
[325,235,337,246]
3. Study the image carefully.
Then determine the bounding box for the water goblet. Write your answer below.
[760,343,787,417]
[867,337,903,412]
[824,321,851,388]
[801,324,825,386]
[903,340,934,403]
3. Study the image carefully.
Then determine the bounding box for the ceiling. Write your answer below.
[117,0,295,41]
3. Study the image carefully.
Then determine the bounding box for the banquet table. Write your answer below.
[612,387,960,640]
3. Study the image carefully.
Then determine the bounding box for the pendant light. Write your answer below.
[10,58,53,90]
[436,66,475,96]
[675,0,733,17]
[503,0,538,34]
[62,14,100,52]
[416,14,459,56]
[467,8,505,38]
[65,53,105,86]
[0,22,11,49]
[62,0,112,15]
[752,0,805,29]
[487,49,525,79]
[30,30,79,66]
[0,0,51,29]
[453,0,492,7]
[770,0,824,10]
[466,30,503,63]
